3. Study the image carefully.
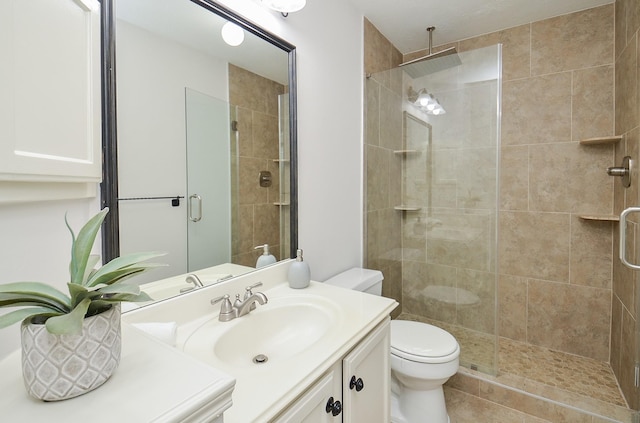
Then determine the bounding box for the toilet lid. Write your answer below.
[390,320,459,363]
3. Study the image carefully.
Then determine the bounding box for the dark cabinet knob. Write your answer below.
[349,375,364,392]
[325,396,342,416]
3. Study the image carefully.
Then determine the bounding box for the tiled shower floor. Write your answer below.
[398,313,629,418]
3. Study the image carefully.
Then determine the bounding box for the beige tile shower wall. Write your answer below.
[405,6,616,362]
[228,64,285,266]
[364,19,403,317]
[613,0,640,409]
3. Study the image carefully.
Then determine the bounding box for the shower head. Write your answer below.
[399,26,462,78]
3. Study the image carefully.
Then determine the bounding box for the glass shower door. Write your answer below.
[185,88,232,271]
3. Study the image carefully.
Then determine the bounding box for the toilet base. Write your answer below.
[391,387,450,423]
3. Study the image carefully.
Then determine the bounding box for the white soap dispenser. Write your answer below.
[288,249,310,289]
[255,244,276,268]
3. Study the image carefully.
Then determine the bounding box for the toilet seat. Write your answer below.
[390,320,459,364]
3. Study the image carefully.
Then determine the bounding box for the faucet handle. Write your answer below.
[211,295,237,322]
[211,294,233,313]
[233,294,243,308]
[244,281,263,299]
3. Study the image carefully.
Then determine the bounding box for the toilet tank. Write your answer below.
[323,268,383,295]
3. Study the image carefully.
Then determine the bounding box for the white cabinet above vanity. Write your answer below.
[0,0,102,202]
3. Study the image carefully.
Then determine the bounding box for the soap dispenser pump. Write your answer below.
[288,249,310,289]
[255,244,276,268]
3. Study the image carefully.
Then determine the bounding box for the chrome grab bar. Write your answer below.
[619,207,640,269]
[189,194,202,222]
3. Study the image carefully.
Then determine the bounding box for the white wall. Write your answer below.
[0,0,365,358]
[216,0,365,281]
[0,196,100,357]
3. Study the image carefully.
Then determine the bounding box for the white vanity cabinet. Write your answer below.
[275,318,391,423]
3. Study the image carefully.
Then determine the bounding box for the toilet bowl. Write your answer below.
[324,268,460,423]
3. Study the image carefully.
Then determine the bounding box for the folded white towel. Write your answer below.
[131,322,178,347]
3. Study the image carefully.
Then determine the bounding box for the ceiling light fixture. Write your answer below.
[260,0,306,16]
[221,21,245,47]
[408,87,446,115]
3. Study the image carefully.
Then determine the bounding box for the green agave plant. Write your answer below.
[0,208,165,335]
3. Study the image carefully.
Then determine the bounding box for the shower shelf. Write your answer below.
[272,159,290,163]
[578,214,619,222]
[394,206,421,211]
[579,136,622,145]
[273,202,290,206]
[393,150,421,155]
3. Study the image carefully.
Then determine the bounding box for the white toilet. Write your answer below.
[324,268,460,423]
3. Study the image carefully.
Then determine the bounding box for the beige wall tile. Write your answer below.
[457,269,497,334]
[252,112,279,159]
[366,145,390,211]
[531,5,614,76]
[365,78,380,147]
[619,307,639,409]
[527,279,610,360]
[364,18,402,83]
[235,107,253,157]
[379,86,403,151]
[528,142,612,214]
[238,157,268,205]
[458,24,531,81]
[499,274,527,341]
[572,65,615,141]
[613,219,636,314]
[381,260,402,318]
[502,73,572,146]
[500,146,529,211]
[616,0,628,60]
[615,33,638,135]
[402,261,457,323]
[253,204,279,254]
[610,296,622,379]
[499,211,570,282]
[570,216,613,288]
[624,128,639,209]
[366,210,381,269]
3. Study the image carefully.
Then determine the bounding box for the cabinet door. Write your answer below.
[0,0,102,183]
[273,363,343,423]
[342,319,391,423]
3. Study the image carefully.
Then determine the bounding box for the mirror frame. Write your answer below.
[99,0,298,264]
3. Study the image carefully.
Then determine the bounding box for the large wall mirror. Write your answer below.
[101,0,298,304]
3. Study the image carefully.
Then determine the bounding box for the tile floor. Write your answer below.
[398,313,632,421]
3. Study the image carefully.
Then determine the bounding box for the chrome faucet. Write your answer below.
[210,282,268,322]
[180,274,204,293]
[186,274,204,287]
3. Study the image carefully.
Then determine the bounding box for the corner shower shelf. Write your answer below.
[273,202,290,206]
[579,136,622,145]
[272,159,290,163]
[578,214,619,222]
[394,206,421,211]
[393,150,421,155]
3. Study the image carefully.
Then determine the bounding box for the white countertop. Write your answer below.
[0,324,235,422]
[177,281,397,423]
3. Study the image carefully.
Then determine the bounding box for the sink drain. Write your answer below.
[253,354,268,364]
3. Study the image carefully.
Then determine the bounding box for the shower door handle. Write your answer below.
[619,207,640,269]
[189,194,202,222]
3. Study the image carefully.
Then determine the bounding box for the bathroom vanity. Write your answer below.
[0,261,397,422]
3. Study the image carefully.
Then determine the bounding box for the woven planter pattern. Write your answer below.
[20,305,121,401]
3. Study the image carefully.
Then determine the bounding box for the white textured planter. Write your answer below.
[20,305,121,401]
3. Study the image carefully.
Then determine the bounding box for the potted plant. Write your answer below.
[0,208,165,401]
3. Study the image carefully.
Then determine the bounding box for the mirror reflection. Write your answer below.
[108,0,296,301]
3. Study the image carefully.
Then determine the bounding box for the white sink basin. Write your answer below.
[181,294,342,368]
